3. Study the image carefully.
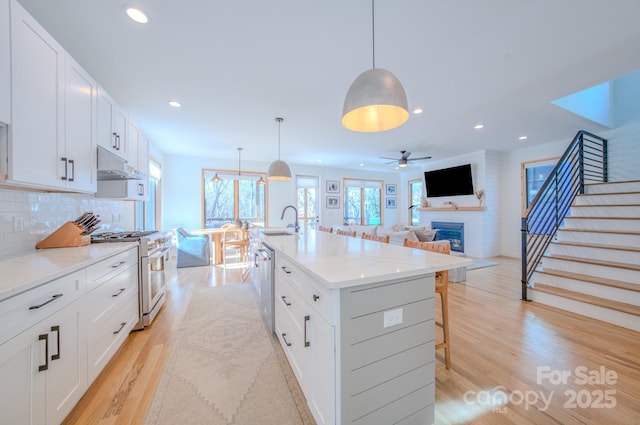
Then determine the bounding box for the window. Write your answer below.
[344,179,383,225]
[408,179,423,225]
[522,157,558,211]
[297,175,318,227]
[203,169,267,228]
[135,158,161,231]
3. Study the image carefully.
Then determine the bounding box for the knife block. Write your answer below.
[36,222,91,249]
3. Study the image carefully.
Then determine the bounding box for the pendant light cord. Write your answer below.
[276,117,284,160]
[371,0,376,69]
[237,147,242,176]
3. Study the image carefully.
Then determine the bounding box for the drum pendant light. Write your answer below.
[267,117,292,181]
[342,0,409,132]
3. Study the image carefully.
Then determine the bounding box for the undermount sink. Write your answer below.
[263,231,293,236]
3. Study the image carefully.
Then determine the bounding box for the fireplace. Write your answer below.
[431,221,464,253]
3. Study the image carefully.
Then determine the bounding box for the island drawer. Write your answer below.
[275,255,335,323]
[0,269,85,345]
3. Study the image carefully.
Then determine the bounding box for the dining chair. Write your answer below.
[336,229,356,237]
[361,232,390,243]
[318,225,333,233]
[222,226,249,269]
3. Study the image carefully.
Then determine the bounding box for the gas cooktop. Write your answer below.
[91,230,159,243]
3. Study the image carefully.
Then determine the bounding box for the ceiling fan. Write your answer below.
[380,151,432,168]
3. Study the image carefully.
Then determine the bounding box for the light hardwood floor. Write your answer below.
[62,258,640,425]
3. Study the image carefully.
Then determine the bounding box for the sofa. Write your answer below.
[336,224,438,246]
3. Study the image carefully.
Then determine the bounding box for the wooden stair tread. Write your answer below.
[535,269,640,292]
[578,191,640,196]
[557,228,640,236]
[565,216,640,220]
[544,253,640,271]
[532,283,640,316]
[551,240,640,253]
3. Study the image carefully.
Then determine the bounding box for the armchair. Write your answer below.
[176,227,211,268]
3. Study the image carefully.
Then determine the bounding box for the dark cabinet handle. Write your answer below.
[281,266,292,274]
[281,333,292,347]
[112,132,118,149]
[60,157,68,180]
[51,325,60,361]
[138,183,144,196]
[280,295,291,306]
[29,294,63,310]
[113,322,127,335]
[304,315,310,347]
[68,159,75,182]
[112,288,126,297]
[111,261,126,268]
[313,294,320,302]
[38,333,49,371]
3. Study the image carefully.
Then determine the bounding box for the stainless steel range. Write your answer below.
[92,230,173,329]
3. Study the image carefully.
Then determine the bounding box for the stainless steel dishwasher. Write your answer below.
[256,242,275,334]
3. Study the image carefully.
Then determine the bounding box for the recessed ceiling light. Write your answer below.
[317,159,322,163]
[518,135,528,140]
[359,163,365,167]
[169,100,181,108]
[413,108,423,114]
[474,124,484,129]
[124,6,149,24]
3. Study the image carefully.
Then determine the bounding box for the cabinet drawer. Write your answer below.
[0,270,85,345]
[276,256,335,323]
[274,282,308,390]
[86,247,138,293]
[87,290,138,383]
[84,261,138,333]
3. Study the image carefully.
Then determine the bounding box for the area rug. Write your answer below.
[144,283,315,425]
[466,258,499,271]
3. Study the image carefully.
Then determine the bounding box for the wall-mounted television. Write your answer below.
[424,164,474,197]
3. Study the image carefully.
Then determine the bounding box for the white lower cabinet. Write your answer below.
[0,270,87,425]
[0,247,139,425]
[274,258,335,425]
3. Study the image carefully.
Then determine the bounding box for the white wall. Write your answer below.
[161,154,400,231]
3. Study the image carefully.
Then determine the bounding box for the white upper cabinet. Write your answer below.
[1,0,10,124]
[9,0,64,188]
[64,56,97,192]
[96,86,127,160]
[8,0,96,192]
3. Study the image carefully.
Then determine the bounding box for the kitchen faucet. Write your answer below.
[281,205,300,233]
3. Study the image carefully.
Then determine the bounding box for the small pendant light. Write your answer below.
[257,176,266,185]
[267,117,292,181]
[211,173,221,183]
[342,0,409,132]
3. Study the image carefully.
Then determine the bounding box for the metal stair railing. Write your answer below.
[521,130,608,301]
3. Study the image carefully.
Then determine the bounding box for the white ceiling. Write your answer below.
[16,0,640,171]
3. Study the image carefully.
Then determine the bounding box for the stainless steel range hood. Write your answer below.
[97,146,142,180]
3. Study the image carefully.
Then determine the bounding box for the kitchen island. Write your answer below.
[261,229,471,425]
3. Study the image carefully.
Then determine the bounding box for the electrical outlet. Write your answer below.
[383,308,403,328]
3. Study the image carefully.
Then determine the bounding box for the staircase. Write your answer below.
[530,180,640,331]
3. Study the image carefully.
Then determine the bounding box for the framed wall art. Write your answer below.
[326,195,340,209]
[386,184,397,196]
[386,197,397,208]
[326,180,340,193]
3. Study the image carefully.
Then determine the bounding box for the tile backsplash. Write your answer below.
[0,187,133,258]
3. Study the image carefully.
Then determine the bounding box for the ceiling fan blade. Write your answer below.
[407,156,432,161]
[383,160,397,164]
[401,151,412,160]
[379,157,399,161]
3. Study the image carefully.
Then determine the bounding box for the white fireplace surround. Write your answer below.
[420,209,489,258]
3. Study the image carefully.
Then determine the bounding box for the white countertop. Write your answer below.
[262,229,472,289]
[0,243,138,302]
